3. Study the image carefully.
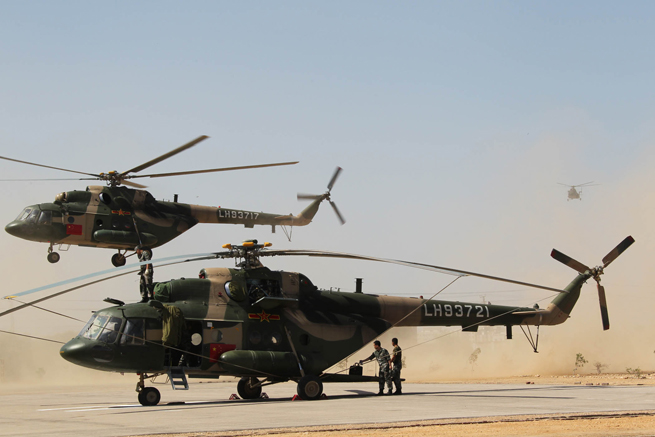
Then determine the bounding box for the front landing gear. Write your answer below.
[136,373,162,406]
[297,375,323,400]
[47,243,60,264]
[111,252,126,267]
[237,377,262,399]
[138,387,161,406]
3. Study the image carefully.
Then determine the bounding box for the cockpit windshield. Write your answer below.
[15,208,32,221]
[80,314,108,340]
[78,313,122,343]
[25,209,40,224]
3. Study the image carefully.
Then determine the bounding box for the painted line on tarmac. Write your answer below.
[39,400,208,413]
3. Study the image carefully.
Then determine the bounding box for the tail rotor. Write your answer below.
[297,167,346,225]
[550,236,635,330]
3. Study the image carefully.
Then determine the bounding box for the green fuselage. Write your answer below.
[5,185,322,252]
[60,266,587,380]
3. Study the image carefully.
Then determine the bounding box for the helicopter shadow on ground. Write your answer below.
[100,386,589,416]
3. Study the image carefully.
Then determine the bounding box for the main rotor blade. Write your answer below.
[327,166,342,192]
[132,161,299,179]
[121,180,148,189]
[602,235,635,268]
[0,178,94,182]
[0,155,100,178]
[122,135,209,176]
[597,283,610,330]
[329,200,346,225]
[557,183,573,187]
[121,180,148,190]
[297,193,323,200]
[3,252,216,300]
[0,252,229,317]
[262,249,568,293]
[550,249,590,274]
[573,181,595,187]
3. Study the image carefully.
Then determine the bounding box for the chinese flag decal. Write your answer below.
[66,224,83,235]
[209,344,236,362]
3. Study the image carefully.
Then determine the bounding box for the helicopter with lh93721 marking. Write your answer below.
[1,136,346,266]
[1,236,634,405]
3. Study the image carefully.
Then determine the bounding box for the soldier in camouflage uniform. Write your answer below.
[360,340,392,395]
[390,337,402,395]
[136,246,154,302]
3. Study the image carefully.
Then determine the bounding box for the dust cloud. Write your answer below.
[0,330,124,388]
[373,141,655,382]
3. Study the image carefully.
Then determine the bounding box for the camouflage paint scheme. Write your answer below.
[5,185,323,251]
[60,264,588,382]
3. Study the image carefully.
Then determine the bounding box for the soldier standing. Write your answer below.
[360,340,392,395]
[136,246,154,302]
[389,337,402,395]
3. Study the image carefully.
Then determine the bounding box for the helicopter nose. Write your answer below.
[60,339,88,365]
[5,221,22,237]
[60,339,115,367]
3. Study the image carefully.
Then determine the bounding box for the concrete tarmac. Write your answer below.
[2,381,655,436]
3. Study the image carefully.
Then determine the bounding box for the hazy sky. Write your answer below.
[0,1,653,368]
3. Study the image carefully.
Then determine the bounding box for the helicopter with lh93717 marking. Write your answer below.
[1,236,634,405]
[1,136,346,266]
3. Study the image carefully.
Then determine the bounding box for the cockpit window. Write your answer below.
[82,314,109,340]
[247,278,281,303]
[25,209,40,224]
[120,319,145,345]
[79,314,97,337]
[16,208,32,221]
[98,317,122,344]
[37,211,52,225]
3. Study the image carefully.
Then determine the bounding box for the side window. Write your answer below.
[98,317,122,344]
[247,279,281,303]
[120,319,145,345]
[37,211,52,225]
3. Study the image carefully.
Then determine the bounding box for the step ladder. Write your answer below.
[167,367,189,390]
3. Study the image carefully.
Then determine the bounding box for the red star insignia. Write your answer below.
[258,311,271,322]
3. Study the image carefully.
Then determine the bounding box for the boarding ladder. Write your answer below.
[167,367,189,390]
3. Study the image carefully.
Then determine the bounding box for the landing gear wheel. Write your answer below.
[297,375,323,400]
[47,252,60,263]
[111,253,126,267]
[138,387,161,406]
[237,377,262,399]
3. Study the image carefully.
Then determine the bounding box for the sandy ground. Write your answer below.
[137,412,655,437]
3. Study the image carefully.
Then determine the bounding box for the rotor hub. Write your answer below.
[220,240,272,269]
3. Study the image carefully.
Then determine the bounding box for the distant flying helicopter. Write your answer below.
[558,181,599,201]
[0,236,634,405]
[1,136,346,266]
